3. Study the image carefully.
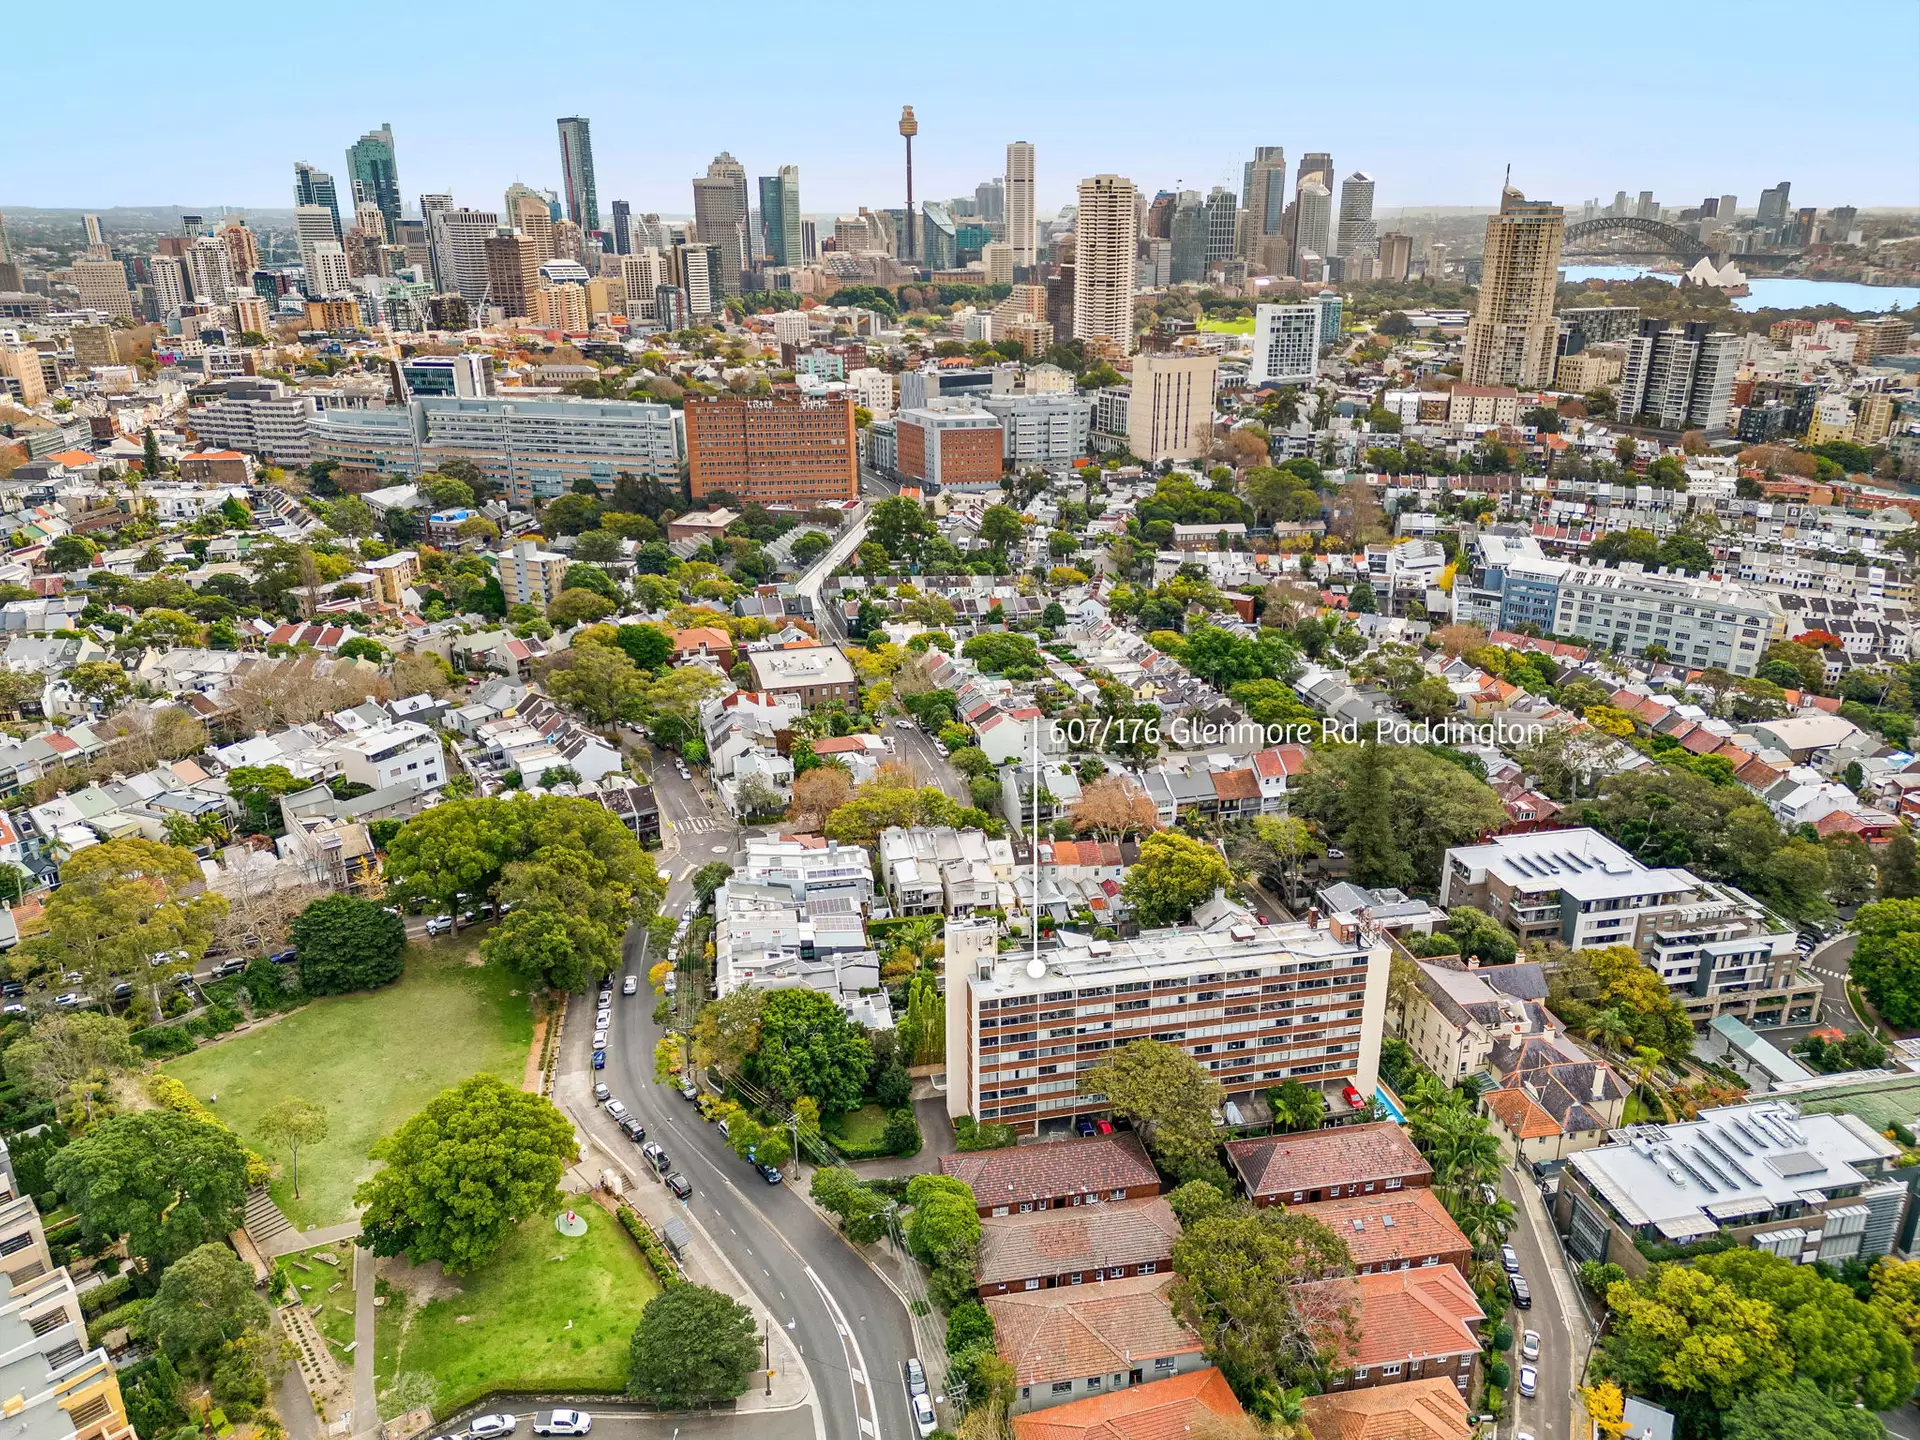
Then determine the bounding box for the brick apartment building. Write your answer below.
[684,388,858,505]
[941,1132,1161,1217]
[895,400,1004,490]
[1224,1121,1433,1207]
[976,1195,1181,1297]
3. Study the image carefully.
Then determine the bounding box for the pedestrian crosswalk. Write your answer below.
[672,813,721,834]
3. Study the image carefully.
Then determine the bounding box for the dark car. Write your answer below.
[665,1172,692,1199]
[756,1161,783,1184]
[620,1116,646,1142]
[269,949,298,965]
[210,958,248,978]
[1509,1273,1532,1309]
[592,1049,606,1070]
[111,982,134,1000]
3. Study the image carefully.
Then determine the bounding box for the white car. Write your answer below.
[911,1392,937,1437]
[532,1411,591,1436]
[1517,1364,1538,1398]
[603,1099,627,1119]
[1521,1329,1540,1361]
[468,1417,517,1439]
[595,1009,611,1027]
[592,1029,607,1048]
[54,992,82,1007]
[425,915,454,935]
[622,975,638,995]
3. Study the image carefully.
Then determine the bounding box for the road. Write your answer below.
[1501,1168,1586,1440]
[889,723,970,804]
[437,1404,816,1440]
[597,847,926,1440]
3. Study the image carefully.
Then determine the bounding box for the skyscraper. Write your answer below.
[294,205,342,278]
[1335,172,1376,259]
[556,117,600,233]
[1292,182,1332,276]
[758,167,803,269]
[1296,152,1334,192]
[83,215,104,247]
[1204,187,1238,264]
[1242,148,1288,263]
[692,153,749,298]
[1169,192,1206,284]
[611,200,633,255]
[505,184,554,263]
[485,234,540,319]
[976,177,1006,225]
[1757,181,1792,227]
[1378,232,1413,283]
[346,124,401,240]
[427,207,500,302]
[294,162,343,241]
[1461,186,1565,389]
[1242,146,1284,212]
[1072,174,1139,356]
[1616,319,1738,433]
[1006,141,1036,268]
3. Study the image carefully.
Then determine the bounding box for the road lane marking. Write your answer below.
[807,1264,882,1440]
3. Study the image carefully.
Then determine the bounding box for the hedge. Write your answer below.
[86,1297,149,1348]
[615,1203,684,1289]
[130,1026,197,1059]
[79,1274,133,1318]
[952,1116,1017,1152]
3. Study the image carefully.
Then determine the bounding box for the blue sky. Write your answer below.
[10,0,1917,216]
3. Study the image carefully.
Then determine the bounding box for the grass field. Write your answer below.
[374,1206,658,1417]
[164,941,533,1229]
[828,1104,889,1149]
[1198,316,1255,334]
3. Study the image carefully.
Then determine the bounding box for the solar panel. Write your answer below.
[1687,1146,1736,1190]
[1698,1131,1760,1185]
[1666,1146,1720,1193]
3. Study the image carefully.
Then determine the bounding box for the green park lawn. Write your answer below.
[1197,316,1255,334]
[375,1205,658,1416]
[828,1103,889,1149]
[163,940,533,1229]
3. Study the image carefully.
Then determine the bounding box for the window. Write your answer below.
[1382,1363,1403,1377]
[1051,1381,1073,1395]
[1087,1376,1103,1390]
[1352,1368,1369,1380]
[1154,1357,1177,1372]
[1024,1279,1040,1291]
[1139,1261,1157,1274]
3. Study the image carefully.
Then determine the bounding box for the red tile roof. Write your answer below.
[977,1196,1180,1289]
[1210,768,1260,802]
[942,1133,1159,1210]
[1304,1377,1472,1440]
[1225,1122,1432,1200]
[1299,1266,1485,1371]
[986,1273,1201,1389]
[1012,1368,1244,1440]
[1292,1188,1469,1271]
[1483,1088,1563,1141]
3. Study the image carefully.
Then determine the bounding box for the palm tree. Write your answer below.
[1580,1008,1636,1054]
[162,814,201,850]
[194,812,230,845]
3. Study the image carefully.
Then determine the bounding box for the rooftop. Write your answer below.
[985,1273,1201,1389]
[1224,1121,1433,1200]
[1446,827,1698,902]
[977,1196,1180,1288]
[941,1132,1159,1208]
[1304,1377,1472,1440]
[1012,1367,1243,1440]
[1291,1187,1470,1270]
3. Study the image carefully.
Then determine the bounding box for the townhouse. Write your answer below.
[976,1195,1182,1297]
[941,1132,1161,1218]
[989,1274,1207,1414]
[1224,1122,1433,1208]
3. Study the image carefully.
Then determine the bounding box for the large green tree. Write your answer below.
[291,895,407,994]
[1851,899,1920,1028]
[50,1111,250,1272]
[1171,1208,1354,1399]
[1294,742,1504,891]
[26,838,225,995]
[747,988,871,1114]
[144,1241,271,1372]
[2,1012,137,1122]
[1079,1039,1224,1184]
[627,1285,761,1407]
[1723,1382,1886,1440]
[1122,831,1236,928]
[356,1075,578,1272]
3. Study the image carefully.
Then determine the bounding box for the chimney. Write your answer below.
[1593,1067,1607,1101]
[1466,953,1480,970]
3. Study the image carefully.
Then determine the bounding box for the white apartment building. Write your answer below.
[1616,321,1740,434]
[493,539,570,607]
[328,720,445,792]
[71,258,134,319]
[1248,302,1321,387]
[1550,562,1785,676]
[1126,352,1218,463]
[944,915,1390,1134]
[188,378,317,466]
[980,392,1093,466]
[847,367,896,419]
[713,838,882,1010]
[305,243,352,298]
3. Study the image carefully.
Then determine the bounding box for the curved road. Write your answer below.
[599,837,923,1440]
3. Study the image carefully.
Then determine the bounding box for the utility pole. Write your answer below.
[764,1317,772,1397]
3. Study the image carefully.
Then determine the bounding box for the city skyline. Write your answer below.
[7,0,1915,213]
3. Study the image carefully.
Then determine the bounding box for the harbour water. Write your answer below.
[1560,263,1919,314]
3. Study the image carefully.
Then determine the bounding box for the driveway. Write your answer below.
[1500,1168,1590,1440]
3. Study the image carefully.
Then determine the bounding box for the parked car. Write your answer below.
[425,915,454,935]
[603,1098,627,1119]
[595,1009,611,1027]
[53,992,81,1007]
[532,1412,591,1436]
[468,1417,517,1439]
[1518,1364,1538,1398]
[622,975,638,995]
[904,1358,927,1398]
[665,1172,692,1199]
[716,1119,730,1139]
[1509,1273,1532,1309]
[756,1162,783,1184]
[641,1142,670,1173]
[592,1050,606,1070]
[620,1117,645,1142]
[2,1002,27,1017]
[592,1082,610,1102]
[911,1392,937,1437]
[1500,1244,1520,1274]
[592,1029,607,1048]
[211,958,248,978]
[679,1082,699,1102]
[269,949,298,965]
[111,982,134,1000]
[1521,1329,1540,1361]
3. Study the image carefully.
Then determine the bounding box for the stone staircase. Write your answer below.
[243,1186,294,1252]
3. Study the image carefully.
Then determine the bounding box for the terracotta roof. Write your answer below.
[1678,727,1726,756]
[1733,754,1784,789]
[673,626,733,651]
[942,1133,1159,1209]
[1225,1122,1432,1199]
[1012,1368,1244,1440]
[1252,745,1310,780]
[1483,1088,1563,1141]
[1292,1188,1469,1270]
[1210,767,1260,802]
[1304,1377,1472,1440]
[1299,1266,1485,1370]
[977,1196,1180,1288]
[986,1273,1201,1388]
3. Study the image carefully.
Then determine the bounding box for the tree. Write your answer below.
[483,894,624,993]
[905,1174,982,1310]
[1171,1208,1354,1398]
[627,1285,761,1407]
[1444,906,1516,967]
[67,659,131,711]
[548,587,616,627]
[1123,831,1235,928]
[547,636,648,726]
[46,535,97,571]
[789,765,854,833]
[257,1099,330,1199]
[748,988,871,1114]
[1880,829,1920,899]
[692,862,734,907]
[2,1012,138,1123]
[357,1074,578,1272]
[1070,775,1159,839]
[613,622,673,671]
[1849,898,1920,1029]
[1080,1039,1224,1184]
[1723,1382,1887,1440]
[228,764,308,833]
[1267,1080,1327,1134]
[980,504,1026,554]
[144,1241,271,1371]
[1293,743,1503,892]
[50,1110,250,1272]
[27,838,225,996]
[291,895,407,994]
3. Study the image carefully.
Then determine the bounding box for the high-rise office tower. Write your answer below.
[758,167,803,269]
[219,219,259,279]
[611,200,633,255]
[294,205,342,278]
[1145,192,1176,241]
[485,234,540,318]
[1757,182,1792,226]
[1377,231,1413,282]
[1242,148,1288,262]
[1169,193,1205,284]
[620,249,669,321]
[304,242,351,298]
[556,117,600,233]
[428,207,500,302]
[1242,146,1284,212]
[72,257,134,318]
[976,177,1006,225]
[1006,141,1036,268]
[692,154,749,297]
[504,184,554,262]
[1461,186,1565,389]
[346,124,401,240]
[1072,174,1139,355]
[1204,187,1238,264]
[1296,152,1334,192]
[1635,190,1656,219]
[1292,181,1332,276]
[150,255,190,313]
[1720,194,1738,221]
[0,211,11,263]
[294,162,343,240]
[1335,172,1376,259]
[83,214,104,247]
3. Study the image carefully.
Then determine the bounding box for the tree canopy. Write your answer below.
[291,895,407,994]
[1079,1039,1224,1185]
[746,988,871,1115]
[1122,831,1236,928]
[627,1284,761,1407]
[50,1110,251,1272]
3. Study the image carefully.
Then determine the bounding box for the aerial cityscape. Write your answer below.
[2,11,1920,1440]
